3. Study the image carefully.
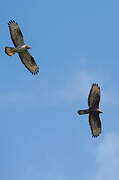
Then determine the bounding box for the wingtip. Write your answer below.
[92,135,99,138]
[92,131,101,138]
[8,19,17,27]
[31,69,39,75]
[92,133,100,138]
[92,83,100,89]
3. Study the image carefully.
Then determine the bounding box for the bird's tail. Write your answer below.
[5,47,17,56]
[77,109,90,115]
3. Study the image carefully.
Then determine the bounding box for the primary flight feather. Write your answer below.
[5,20,39,75]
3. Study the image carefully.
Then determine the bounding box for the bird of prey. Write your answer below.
[77,84,103,137]
[5,20,39,75]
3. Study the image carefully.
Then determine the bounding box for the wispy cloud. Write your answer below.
[0,62,118,111]
[92,133,119,180]
[57,71,93,102]
[57,66,119,109]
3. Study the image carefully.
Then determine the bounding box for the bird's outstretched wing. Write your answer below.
[89,113,101,137]
[19,51,39,74]
[8,20,25,47]
[88,84,100,108]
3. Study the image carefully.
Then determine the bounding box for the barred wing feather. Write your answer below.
[8,20,25,47]
[89,113,101,137]
[88,84,100,108]
[19,51,39,74]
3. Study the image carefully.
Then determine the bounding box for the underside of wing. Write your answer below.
[19,51,39,75]
[88,84,100,108]
[8,20,25,47]
[89,113,101,137]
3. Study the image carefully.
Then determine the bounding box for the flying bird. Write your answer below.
[5,20,39,75]
[77,84,103,137]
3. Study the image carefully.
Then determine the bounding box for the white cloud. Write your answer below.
[57,71,96,102]
[92,133,119,180]
[57,68,119,109]
[0,70,97,110]
[0,64,118,111]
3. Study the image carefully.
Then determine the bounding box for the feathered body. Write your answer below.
[5,20,39,75]
[77,84,103,137]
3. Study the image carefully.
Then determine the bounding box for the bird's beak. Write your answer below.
[97,109,104,113]
[26,46,31,49]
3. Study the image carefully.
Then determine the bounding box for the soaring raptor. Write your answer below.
[77,84,103,137]
[5,20,39,75]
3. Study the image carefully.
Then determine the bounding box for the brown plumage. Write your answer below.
[5,20,39,75]
[77,84,103,137]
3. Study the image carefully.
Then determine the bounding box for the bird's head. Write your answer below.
[25,46,31,49]
[96,108,104,114]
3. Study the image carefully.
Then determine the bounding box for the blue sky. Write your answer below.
[0,0,119,179]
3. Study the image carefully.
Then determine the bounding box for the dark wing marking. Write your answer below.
[8,20,25,47]
[88,84,100,108]
[19,51,39,75]
[89,113,101,137]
